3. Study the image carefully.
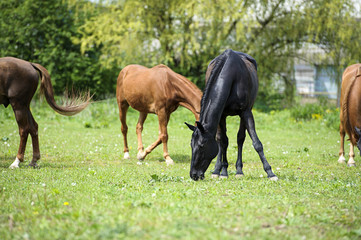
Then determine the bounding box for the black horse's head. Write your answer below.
[185,121,218,181]
[355,127,361,155]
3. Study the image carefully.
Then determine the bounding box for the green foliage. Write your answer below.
[0,0,115,98]
[290,99,340,130]
[1,0,361,105]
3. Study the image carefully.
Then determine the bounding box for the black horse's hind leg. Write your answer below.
[235,118,246,177]
[243,110,277,180]
[212,117,229,178]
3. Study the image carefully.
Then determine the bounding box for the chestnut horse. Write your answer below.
[0,57,91,169]
[116,64,202,164]
[185,49,277,181]
[338,63,361,167]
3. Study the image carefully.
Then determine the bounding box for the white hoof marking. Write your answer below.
[9,158,20,169]
[165,157,174,165]
[235,174,244,178]
[124,152,130,159]
[347,157,356,167]
[338,155,346,164]
[211,174,219,179]
[269,176,279,181]
[137,151,146,160]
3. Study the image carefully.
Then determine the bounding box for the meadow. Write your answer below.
[0,98,360,239]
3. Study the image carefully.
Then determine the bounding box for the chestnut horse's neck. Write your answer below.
[169,71,202,120]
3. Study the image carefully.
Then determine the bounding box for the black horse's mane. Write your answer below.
[200,50,229,116]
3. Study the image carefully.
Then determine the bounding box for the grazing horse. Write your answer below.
[0,57,91,169]
[116,64,202,164]
[338,63,361,167]
[185,49,277,181]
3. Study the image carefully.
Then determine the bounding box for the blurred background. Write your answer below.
[1,0,360,110]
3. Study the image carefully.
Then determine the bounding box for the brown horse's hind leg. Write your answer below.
[9,105,31,168]
[28,111,40,168]
[338,123,346,163]
[136,112,148,160]
[118,101,130,159]
[348,143,356,167]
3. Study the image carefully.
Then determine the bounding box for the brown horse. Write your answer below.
[338,63,361,167]
[116,64,202,164]
[0,57,91,169]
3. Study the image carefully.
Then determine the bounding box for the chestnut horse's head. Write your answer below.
[185,121,218,181]
[355,127,361,155]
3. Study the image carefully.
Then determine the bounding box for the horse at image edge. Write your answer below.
[338,63,361,167]
[0,57,91,169]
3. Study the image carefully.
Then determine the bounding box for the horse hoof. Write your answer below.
[235,174,244,178]
[9,164,19,169]
[269,176,279,181]
[9,158,21,169]
[124,152,130,159]
[347,163,356,167]
[165,158,174,165]
[338,157,346,164]
[220,175,228,179]
[211,174,219,179]
[137,151,146,160]
[28,162,39,169]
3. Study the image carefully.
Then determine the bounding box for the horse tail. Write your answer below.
[342,66,361,140]
[30,63,91,116]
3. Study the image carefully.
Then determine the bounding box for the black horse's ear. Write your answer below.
[196,121,205,133]
[185,122,196,131]
[355,127,361,136]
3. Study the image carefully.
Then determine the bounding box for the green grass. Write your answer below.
[0,99,360,239]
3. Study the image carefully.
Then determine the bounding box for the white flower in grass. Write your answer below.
[71,182,76,186]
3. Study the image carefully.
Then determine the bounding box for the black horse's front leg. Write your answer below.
[212,117,229,178]
[235,119,246,177]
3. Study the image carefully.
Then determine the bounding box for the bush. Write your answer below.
[290,102,340,130]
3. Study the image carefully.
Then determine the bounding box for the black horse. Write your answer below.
[185,49,277,181]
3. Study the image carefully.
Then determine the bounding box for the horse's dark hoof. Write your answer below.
[28,162,39,169]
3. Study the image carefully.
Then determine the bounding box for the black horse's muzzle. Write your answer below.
[190,171,205,181]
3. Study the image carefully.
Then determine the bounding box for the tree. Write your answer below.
[0,0,114,98]
[303,0,361,105]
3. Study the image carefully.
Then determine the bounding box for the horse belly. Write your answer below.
[123,87,157,113]
[223,85,251,115]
